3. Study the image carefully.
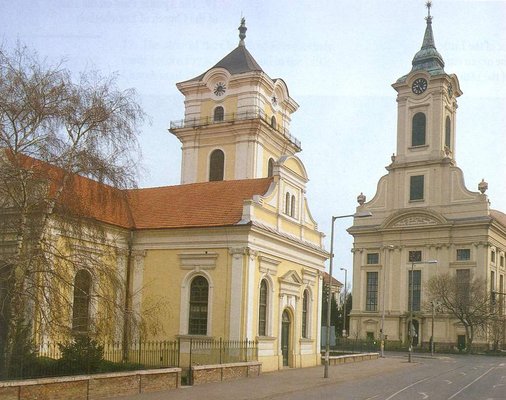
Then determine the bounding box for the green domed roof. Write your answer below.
[397,2,445,83]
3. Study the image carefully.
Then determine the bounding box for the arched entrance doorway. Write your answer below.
[408,319,420,347]
[281,310,291,367]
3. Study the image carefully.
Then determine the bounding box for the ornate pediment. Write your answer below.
[391,215,439,227]
[383,208,447,229]
[279,270,303,297]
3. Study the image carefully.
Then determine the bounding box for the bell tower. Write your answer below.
[391,1,462,168]
[169,19,301,184]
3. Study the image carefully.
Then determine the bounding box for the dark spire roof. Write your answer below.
[187,18,263,82]
[397,1,445,82]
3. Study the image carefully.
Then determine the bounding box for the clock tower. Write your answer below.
[391,1,462,167]
[348,2,506,349]
[169,19,301,184]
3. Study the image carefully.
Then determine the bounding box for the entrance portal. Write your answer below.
[281,310,291,367]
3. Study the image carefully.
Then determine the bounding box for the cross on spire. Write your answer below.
[426,1,433,22]
[238,17,247,46]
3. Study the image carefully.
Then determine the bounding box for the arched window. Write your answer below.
[258,279,268,336]
[72,270,92,334]
[267,158,274,177]
[285,192,291,214]
[290,195,296,217]
[189,276,209,335]
[445,116,451,149]
[209,149,224,181]
[213,106,224,122]
[411,112,426,147]
[270,116,277,130]
[302,289,309,338]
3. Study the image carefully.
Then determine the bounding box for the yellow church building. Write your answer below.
[3,19,327,372]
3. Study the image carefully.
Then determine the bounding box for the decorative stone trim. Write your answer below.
[178,252,218,269]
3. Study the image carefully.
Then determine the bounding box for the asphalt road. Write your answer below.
[279,354,506,400]
[119,353,506,400]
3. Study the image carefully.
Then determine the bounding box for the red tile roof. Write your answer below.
[11,153,273,229]
[126,179,273,229]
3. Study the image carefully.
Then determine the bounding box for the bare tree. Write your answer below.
[426,272,493,352]
[0,43,149,373]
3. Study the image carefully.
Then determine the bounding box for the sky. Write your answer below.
[1,0,505,286]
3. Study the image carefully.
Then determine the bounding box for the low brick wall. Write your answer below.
[191,361,261,385]
[0,368,181,400]
[322,352,379,365]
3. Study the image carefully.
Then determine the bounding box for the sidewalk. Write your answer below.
[118,357,413,400]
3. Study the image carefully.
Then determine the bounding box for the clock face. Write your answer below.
[213,82,227,97]
[447,83,453,98]
[411,78,428,95]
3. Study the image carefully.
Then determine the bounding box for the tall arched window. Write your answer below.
[270,116,277,130]
[209,149,224,181]
[302,289,309,338]
[290,195,296,217]
[258,279,268,336]
[445,116,451,149]
[411,112,426,146]
[285,192,291,214]
[189,276,209,335]
[267,158,274,177]
[72,270,92,334]
[213,106,224,122]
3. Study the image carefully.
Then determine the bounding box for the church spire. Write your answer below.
[238,17,247,46]
[410,1,445,75]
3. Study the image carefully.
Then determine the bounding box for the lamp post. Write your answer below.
[324,211,372,379]
[408,259,437,363]
[340,267,348,337]
[430,300,436,357]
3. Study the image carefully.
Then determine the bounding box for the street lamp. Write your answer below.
[340,267,348,337]
[324,211,372,379]
[408,259,437,363]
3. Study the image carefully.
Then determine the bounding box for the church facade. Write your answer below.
[348,6,506,349]
[132,20,328,370]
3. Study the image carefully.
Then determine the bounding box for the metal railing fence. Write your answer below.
[170,106,301,149]
[0,337,257,381]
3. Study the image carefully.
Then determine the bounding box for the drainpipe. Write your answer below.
[122,230,134,362]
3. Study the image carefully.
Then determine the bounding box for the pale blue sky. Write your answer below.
[2,0,505,285]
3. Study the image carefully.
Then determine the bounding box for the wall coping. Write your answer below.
[0,368,182,387]
[191,361,261,371]
[322,352,379,360]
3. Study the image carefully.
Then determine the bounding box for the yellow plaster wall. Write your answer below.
[201,97,238,120]
[280,217,301,236]
[196,142,237,182]
[252,206,277,226]
[141,247,232,339]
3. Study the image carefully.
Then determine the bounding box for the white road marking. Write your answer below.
[384,377,432,400]
[460,372,467,376]
[493,383,504,388]
[448,366,496,400]
[418,392,428,399]
[443,380,452,385]
[365,395,380,400]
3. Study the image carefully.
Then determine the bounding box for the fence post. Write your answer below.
[219,338,222,364]
[138,340,141,365]
[189,338,193,386]
[245,338,248,362]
